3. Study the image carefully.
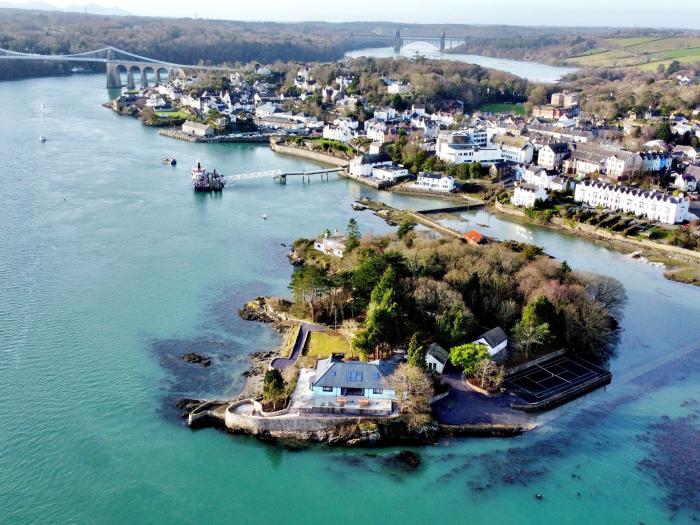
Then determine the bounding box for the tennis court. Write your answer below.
[505,355,611,409]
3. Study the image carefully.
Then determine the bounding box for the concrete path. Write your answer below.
[271,323,325,370]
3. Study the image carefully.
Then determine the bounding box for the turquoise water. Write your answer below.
[1,75,699,524]
[345,43,576,83]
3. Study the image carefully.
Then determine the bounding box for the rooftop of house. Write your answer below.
[313,357,394,390]
[477,327,508,348]
[427,343,449,365]
[543,143,570,154]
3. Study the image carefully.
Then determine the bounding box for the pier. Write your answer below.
[223,167,344,185]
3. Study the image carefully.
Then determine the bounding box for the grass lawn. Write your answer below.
[156,110,190,120]
[305,331,353,358]
[477,102,525,116]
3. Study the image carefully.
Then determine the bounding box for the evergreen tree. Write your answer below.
[406,333,427,369]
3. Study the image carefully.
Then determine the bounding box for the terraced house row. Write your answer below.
[573,180,695,224]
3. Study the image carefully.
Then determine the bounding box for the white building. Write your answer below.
[322,125,356,143]
[313,230,347,258]
[182,121,214,137]
[538,143,570,170]
[574,180,694,225]
[425,343,449,375]
[372,165,409,182]
[471,327,509,361]
[413,172,456,192]
[674,172,698,192]
[511,183,548,208]
[348,153,393,177]
[523,165,558,189]
[387,81,410,94]
[492,135,534,164]
[437,142,502,166]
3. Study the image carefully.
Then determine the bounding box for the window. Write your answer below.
[372,388,383,395]
[322,386,333,392]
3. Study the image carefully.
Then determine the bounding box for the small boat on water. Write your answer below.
[351,202,367,211]
[162,158,177,166]
[38,135,47,143]
[476,223,490,228]
[191,162,225,192]
[628,250,643,259]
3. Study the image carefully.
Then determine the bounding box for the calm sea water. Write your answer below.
[1,75,699,524]
[345,43,577,83]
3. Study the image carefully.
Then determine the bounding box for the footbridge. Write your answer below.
[0,46,234,89]
[352,30,468,52]
[223,167,344,185]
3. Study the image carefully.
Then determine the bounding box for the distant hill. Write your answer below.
[0,1,131,16]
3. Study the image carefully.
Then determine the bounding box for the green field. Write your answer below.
[305,331,353,358]
[608,37,663,48]
[477,102,525,116]
[156,110,190,119]
[565,36,700,69]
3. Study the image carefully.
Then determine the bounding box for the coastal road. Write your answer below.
[271,323,325,370]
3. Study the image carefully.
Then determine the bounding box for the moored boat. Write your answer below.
[162,158,177,166]
[191,162,225,192]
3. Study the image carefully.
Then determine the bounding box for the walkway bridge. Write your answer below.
[0,46,234,89]
[352,30,468,52]
[223,167,344,185]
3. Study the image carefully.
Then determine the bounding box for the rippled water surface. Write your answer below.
[1,75,698,524]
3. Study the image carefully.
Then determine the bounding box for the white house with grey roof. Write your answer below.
[312,356,395,400]
[472,327,509,361]
[425,343,449,374]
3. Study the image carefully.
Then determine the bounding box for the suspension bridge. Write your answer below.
[0,46,234,89]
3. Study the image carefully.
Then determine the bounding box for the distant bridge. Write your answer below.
[352,30,468,52]
[0,46,234,89]
[224,167,344,185]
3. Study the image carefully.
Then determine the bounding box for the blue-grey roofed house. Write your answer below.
[312,356,396,399]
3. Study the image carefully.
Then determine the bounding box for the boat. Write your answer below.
[261,213,268,221]
[351,202,367,211]
[191,162,225,192]
[38,135,47,143]
[70,66,88,74]
[162,158,177,166]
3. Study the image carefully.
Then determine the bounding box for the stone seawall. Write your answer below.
[270,142,350,167]
[493,201,700,263]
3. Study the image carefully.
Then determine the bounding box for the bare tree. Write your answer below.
[387,364,435,429]
[473,359,505,393]
[584,274,627,319]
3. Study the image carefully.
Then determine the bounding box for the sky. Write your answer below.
[9,0,700,29]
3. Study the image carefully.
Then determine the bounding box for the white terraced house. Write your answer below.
[491,135,535,164]
[574,180,695,225]
[511,183,548,208]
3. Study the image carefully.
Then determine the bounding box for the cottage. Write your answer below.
[673,145,699,161]
[523,165,558,189]
[472,327,509,361]
[511,183,548,208]
[425,343,449,374]
[313,230,347,258]
[182,121,214,137]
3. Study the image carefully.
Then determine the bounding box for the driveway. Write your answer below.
[432,366,533,426]
[271,323,325,370]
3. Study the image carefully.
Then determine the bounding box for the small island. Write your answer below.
[187,219,624,446]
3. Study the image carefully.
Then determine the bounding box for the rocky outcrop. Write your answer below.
[239,297,278,323]
[181,352,211,367]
